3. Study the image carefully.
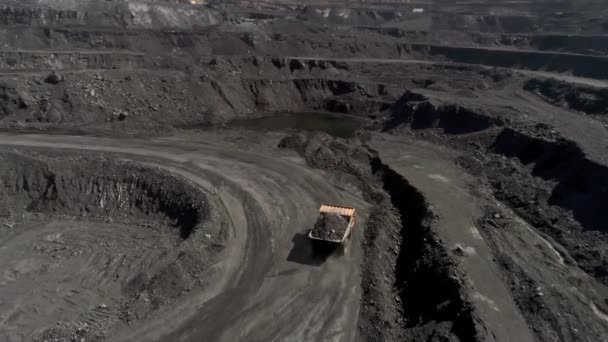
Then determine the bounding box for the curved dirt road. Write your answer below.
[0,132,368,342]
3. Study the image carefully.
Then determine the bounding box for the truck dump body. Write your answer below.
[309,204,356,243]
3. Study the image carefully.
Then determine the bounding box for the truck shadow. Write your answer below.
[286,232,337,266]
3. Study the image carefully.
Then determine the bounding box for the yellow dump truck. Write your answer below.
[308,204,356,245]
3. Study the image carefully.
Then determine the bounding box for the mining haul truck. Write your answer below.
[309,204,356,253]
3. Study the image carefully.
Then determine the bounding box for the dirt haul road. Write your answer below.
[286,57,608,88]
[0,132,368,342]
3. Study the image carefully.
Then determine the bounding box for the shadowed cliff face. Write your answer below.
[0,152,209,238]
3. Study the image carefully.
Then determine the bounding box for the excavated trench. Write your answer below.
[365,157,478,341]
[278,132,479,341]
[0,150,224,341]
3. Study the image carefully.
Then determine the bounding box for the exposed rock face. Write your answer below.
[0,1,222,29]
[525,78,608,115]
[0,151,209,237]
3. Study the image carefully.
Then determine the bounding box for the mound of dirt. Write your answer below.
[311,212,348,240]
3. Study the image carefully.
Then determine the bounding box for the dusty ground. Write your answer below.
[1,0,608,342]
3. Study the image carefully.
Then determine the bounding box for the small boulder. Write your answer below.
[45,71,64,84]
[289,59,305,72]
[112,110,129,121]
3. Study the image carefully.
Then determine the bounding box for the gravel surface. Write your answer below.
[311,212,349,241]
